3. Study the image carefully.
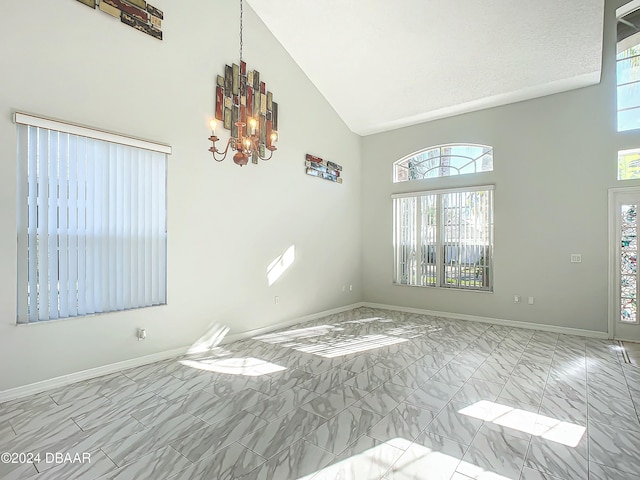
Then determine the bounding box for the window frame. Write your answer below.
[392,185,494,292]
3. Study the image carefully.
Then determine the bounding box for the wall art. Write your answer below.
[305,154,343,184]
[74,0,164,40]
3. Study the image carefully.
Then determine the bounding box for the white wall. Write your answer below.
[361,0,637,334]
[0,0,361,391]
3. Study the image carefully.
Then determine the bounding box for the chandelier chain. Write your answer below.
[239,0,244,64]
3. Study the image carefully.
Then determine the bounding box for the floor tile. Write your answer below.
[0,462,38,480]
[424,402,484,445]
[539,394,587,425]
[524,434,588,479]
[450,377,503,406]
[34,415,147,472]
[430,362,477,386]
[97,445,191,480]
[456,425,529,480]
[103,412,207,466]
[587,393,640,431]
[240,439,334,480]
[519,466,565,480]
[33,449,116,480]
[239,407,324,459]
[355,382,410,416]
[243,386,318,422]
[403,380,459,412]
[301,384,367,419]
[310,435,404,480]
[588,421,640,476]
[166,442,265,480]
[385,431,467,480]
[170,411,265,463]
[588,461,636,480]
[472,360,514,384]
[368,402,436,444]
[306,405,382,455]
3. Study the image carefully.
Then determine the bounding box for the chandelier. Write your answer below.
[209,0,278,166]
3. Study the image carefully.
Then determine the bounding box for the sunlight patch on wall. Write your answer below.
[186,323,231,355]
[267,244,295,286]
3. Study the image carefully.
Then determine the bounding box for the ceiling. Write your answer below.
[247,0,605,136]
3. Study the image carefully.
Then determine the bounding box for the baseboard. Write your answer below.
[0,347,190,404]
[219,302,366,345]
[362,302,610,339]
[0,302,364,404]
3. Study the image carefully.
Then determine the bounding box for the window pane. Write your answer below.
[617,27,640,131]
[396,197,418,285]
[618,107,640,132]
[441,190,492,290]
[618,149,640,180]
[420,195,437,286]
[617,57,640,85]
[621,204,638,323]
[618,82,640,111]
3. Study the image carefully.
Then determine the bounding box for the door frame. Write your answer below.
[608,186,640,340]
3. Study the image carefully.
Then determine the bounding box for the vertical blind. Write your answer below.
[16,113,169,323]
[393,186,493,291]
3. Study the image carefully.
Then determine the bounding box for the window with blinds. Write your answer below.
[15,113,170,323]
[393,186,494,291]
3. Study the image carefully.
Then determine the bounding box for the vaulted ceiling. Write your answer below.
[247,0,605,136]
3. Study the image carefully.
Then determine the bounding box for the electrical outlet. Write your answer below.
[570,254,582,263]
[349,284,353,291]
[514,295,521,303]
[137,329,147,341]
[274,296,279,305]
[528,297,534,305]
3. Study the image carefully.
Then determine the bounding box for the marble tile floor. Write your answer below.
[1,307,639,479]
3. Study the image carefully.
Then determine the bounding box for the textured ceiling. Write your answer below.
[247,0,605,136]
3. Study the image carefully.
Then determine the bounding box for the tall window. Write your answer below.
[16,113,170,323]
[393,186,494,291]
[394,144,493,183]
[617,4,640,131]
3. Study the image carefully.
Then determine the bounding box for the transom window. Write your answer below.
[393,144,493,183]
[393,186,494,291]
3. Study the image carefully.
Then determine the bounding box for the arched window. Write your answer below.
[393,144,493,183]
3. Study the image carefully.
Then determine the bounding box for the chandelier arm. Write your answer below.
[258,148,275,161]
[210,138,234,162]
